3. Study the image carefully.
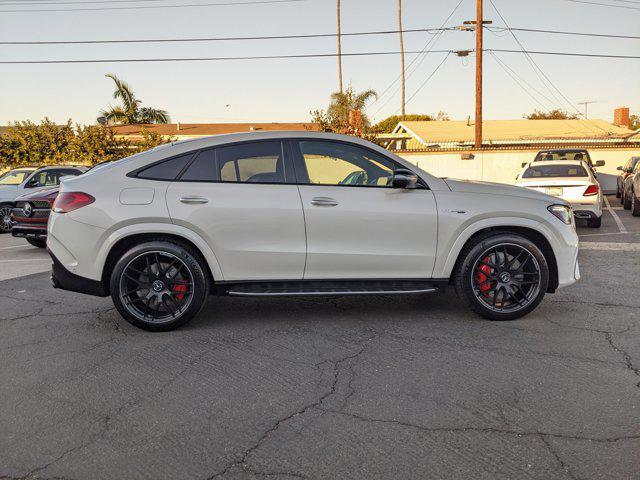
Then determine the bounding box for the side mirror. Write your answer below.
[392,168,418,189]
[26,178,39,188]
[595,160,605,167]
[617,166,623,171]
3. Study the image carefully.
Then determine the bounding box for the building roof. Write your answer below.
[387,119,637,151]
[111,122,319,138]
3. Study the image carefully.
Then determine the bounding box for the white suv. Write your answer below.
[48,132,580,331]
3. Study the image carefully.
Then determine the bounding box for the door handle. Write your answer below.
[179,196,209,204]
[311,197,338,207]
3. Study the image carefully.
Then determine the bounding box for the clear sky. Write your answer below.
[0,0,638,126]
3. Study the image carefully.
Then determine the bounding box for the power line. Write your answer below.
[0,49,458,64]
[489,48,640,59]
[487,0,611,135]
[0,0,180,4]
[491,26,640,40]
[559,0,640,10]
[0,0,309,12]
[0,27,452,45]
[369,0,465,116]
[404,52,452,107]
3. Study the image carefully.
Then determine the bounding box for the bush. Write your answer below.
[0,119,172,171]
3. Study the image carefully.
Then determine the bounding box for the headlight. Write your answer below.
[547,204,573,225]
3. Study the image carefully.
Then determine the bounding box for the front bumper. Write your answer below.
[49,251,108,297]
[12,224,47,239]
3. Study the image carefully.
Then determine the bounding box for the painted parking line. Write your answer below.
[604,196,627,234]
[580,242,640,252]
[0,245,30,251]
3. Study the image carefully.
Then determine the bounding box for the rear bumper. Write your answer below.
[49,251,108,297]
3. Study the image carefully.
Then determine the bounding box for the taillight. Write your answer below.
[583,185,599,196]
[52,192,95,213]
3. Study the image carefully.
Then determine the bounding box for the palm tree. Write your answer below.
[97,74,169,125]
[337,0,343,94]
[327,85,378,130]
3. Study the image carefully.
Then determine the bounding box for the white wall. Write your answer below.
[399,148,640,193]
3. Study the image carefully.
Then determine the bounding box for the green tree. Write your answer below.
[629,114,639,131]
[372,114,434,133]
[524,109,579,120]
[311,85,378,135]
[97,74,170,125]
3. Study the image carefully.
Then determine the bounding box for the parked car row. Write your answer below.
[617,156,640,216]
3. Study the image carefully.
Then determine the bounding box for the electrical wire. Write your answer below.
[404,52,452,108]
[0,0,310,12]
[559,0,640,10]
[489,48,640,59]
[490,26,640,40]
[487,0,611,134]
[0,27,452,45]
[0,49,458,64]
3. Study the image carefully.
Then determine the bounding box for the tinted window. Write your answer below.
[523,164,588,178]
[298,141,395,187]
[535,151,590,164]
[181,149,216,182]
[137,154,192,180]
[217,142,285,183]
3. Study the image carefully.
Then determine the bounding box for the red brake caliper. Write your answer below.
[172,283,187,301]
[475,256,492,294]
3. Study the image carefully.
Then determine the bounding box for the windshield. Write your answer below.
[534,151,590,163]
[523,164,588,178]
[0,170,30,185]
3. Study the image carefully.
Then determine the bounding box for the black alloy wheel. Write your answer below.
[454,233,549,321]
[110,242,209,331]
[0,205,13,233]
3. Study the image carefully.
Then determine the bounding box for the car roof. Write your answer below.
[526,160,588,167]
[33,165,87,172]
[536,149,589,154]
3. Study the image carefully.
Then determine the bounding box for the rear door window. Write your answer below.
[137,154,193,180]
[216,141,285,184]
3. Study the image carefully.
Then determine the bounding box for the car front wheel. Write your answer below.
[623,189,632,210]
[110,241,210,331]
[453,233,549,321]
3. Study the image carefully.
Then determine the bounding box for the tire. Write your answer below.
[616,181,622,198]
[0,204,13,233]
[110,241,210,331]
[27,238,47,248]
[623,189,632,210]
[587,216,602,228]
[632,191,640,217]
[453,232,549,321]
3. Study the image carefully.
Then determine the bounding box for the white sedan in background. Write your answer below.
[516,160,603,228]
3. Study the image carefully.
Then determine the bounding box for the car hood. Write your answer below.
[443,178,568,205]
[15,187,59,202]
[0,184,18,200]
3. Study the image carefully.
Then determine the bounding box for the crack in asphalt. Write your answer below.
[604,332,640,388]
[539,435,580,480]
[316,409,640,444]
[206,339,374,479]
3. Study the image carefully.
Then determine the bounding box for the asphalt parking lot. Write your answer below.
[1,195,639,480]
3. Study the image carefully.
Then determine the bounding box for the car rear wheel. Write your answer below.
[26,238,47,248]
[587,216,602,228]
[623,189,632,210]
[453,233,549,321]
[632,191,640,217]
[110,241,210,331]
[0,204,13,233]
[616,181,622,198]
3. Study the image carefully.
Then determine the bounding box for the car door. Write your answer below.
[166,140,306,281]
[291,139,438,280]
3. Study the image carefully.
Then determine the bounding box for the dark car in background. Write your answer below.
[618,156,640,206]
[11,162,110,247]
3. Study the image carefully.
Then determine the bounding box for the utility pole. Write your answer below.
[398,0,406,119]
[475,0,483,149]
[463,2,491,149]
[337,0,343,94]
